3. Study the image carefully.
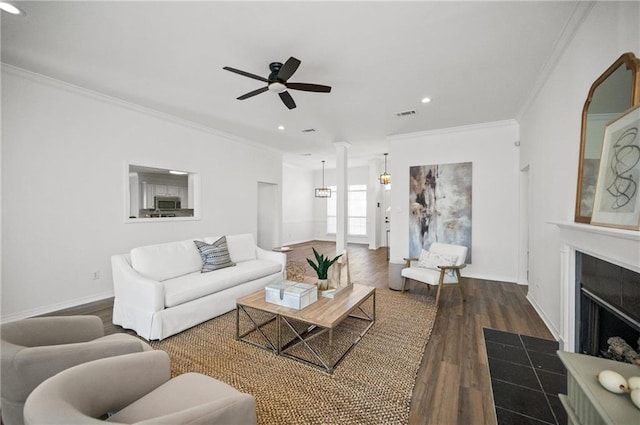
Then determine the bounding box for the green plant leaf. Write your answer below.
[312,247,324,264]
[307,248,343,279]
[327,254,342,268]
[306,258,320,274]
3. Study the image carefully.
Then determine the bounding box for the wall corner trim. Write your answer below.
[516,1,596,120]
[387,119,519,142]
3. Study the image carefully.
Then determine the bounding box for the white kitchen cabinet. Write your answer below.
[178,187,188,205]
[154,184,168,195]
[141,183,187,208]
[140,182,154,209]
[153,184,181,196]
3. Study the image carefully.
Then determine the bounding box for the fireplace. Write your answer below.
[576,252,640,360]
[555,221,640,353]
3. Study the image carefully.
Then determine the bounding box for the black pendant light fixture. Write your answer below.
[315,160,331,198]
[379,153,391,185]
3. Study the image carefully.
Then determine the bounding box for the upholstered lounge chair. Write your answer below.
[23,350,257,425]
[400,242,468,306]
[1,315,152,425]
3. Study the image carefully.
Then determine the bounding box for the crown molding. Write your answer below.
[516,1,596,120]
[387,119,519,142]
[1,63,282,156]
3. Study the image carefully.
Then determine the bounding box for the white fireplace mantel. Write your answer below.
[552,221,640,352]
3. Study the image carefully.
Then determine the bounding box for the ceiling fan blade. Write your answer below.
[223,66,269,83]
[286,82,332,93]
[277,57,301,82]
[279,91,296,109]
[237,86,269,100]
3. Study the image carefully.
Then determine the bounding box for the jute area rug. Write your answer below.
[149,288,437,425]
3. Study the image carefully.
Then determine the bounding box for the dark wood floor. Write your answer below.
[46,240,554,425]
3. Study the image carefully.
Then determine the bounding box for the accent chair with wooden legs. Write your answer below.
[400,242,468,306]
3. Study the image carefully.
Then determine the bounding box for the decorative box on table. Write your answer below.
[265,281,318,310]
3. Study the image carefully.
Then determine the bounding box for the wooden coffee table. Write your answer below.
[236,283,375,373]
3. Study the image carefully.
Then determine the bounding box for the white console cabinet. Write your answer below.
[558,351,639,425]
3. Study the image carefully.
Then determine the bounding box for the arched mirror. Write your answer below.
[575,52,640,223]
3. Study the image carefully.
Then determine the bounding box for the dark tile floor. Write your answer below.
[483,328,567,425]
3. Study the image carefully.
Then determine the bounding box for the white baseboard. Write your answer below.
[462,273,518,284]
[281,239,311,246]
[1,290,115,324]
[526,293,561,342]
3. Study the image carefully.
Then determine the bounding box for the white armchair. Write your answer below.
[23,350,257,425]
[400,242,468,306]
[1,316,152,425]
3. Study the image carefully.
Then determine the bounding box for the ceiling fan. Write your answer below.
[223,57,331,110]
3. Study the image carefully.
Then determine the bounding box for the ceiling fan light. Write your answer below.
[268,82,287,93]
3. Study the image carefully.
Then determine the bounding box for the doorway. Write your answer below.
[257,182,279,250]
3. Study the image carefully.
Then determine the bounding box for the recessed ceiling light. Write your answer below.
[421,97,432,104]
[0,2,25,15]
[277,125,285,131]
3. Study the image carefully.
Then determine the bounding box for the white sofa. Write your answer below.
[111,234,286,340]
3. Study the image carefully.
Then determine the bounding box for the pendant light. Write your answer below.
[379,153,391,185]
[315,160,331,198]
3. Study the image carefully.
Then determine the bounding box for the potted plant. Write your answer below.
[307,248,342,291]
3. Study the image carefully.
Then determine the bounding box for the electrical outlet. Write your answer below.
[92,271,100,280]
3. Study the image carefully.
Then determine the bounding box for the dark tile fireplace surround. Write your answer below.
[576,252,640,359]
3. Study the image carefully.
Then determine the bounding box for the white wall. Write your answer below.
[282,163,315,245]
[518,1,640,338]
[388,120,521,283]
[1,67,282,321]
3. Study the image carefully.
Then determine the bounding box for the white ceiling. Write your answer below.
[1,1,582,168]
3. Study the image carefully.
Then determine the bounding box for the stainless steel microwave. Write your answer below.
[154,196,181,210]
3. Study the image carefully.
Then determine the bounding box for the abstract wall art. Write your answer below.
[592,105,640,230]
[409,162,472,261]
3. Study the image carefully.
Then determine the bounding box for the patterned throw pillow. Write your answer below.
[193,237,235,273]
[418,249,456,271]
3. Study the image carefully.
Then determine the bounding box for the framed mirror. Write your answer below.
[126,163,200,222]
[575,52,640,223]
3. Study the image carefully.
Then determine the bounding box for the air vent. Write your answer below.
[396,110,416,117]
[301,128,316,133]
